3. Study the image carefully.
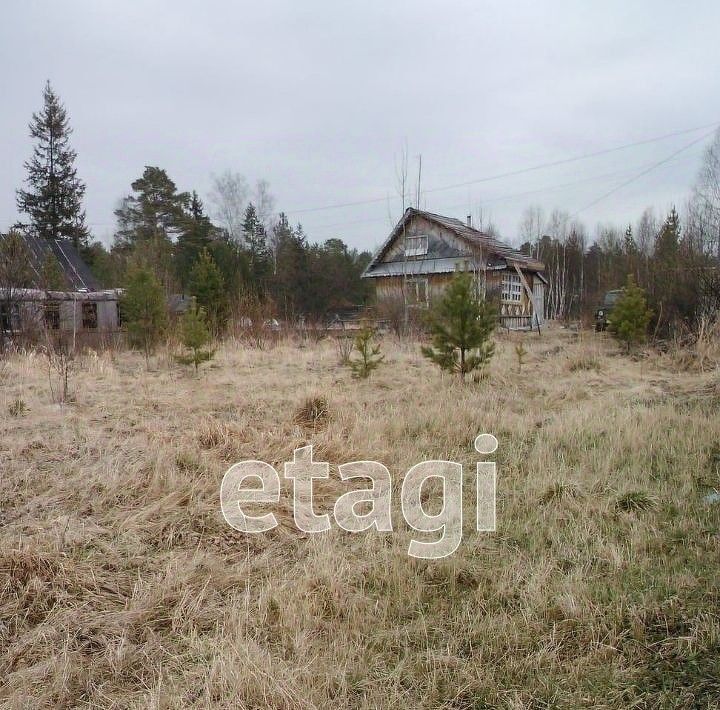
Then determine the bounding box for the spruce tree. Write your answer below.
[654,206,680,264]
[242,203,272,287]
[16,81,89,248]
[176,192,213,288]
[421,272,496,380]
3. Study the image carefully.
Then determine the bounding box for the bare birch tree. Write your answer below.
[691,128,720,259]
[208,170,249,244]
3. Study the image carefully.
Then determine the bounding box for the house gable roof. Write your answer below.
[363,208,544,276]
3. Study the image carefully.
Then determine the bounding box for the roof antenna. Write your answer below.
[416,154,422,209]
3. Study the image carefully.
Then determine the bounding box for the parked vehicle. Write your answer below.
[594,289,624,332]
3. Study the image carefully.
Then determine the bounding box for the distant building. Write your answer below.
[362,208,546,329]
[0,231,121,341]
[0,287,122,336]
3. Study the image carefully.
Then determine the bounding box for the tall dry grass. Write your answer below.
[1,326,719,708]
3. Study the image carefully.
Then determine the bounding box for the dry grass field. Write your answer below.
[1,326,719,708]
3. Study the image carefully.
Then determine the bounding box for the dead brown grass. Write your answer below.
[1,326,719,708]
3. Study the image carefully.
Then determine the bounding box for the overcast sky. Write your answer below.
[1,0,719,252]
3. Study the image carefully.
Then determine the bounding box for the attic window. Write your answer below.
[501,272,522,303]
[405,234,428,257]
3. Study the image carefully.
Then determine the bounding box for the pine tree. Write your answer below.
[175,301,215,372]
[114,166,190,249]
[610,274,652,352]
[120,266,168,364]
[114,166,189,291]
[16,81,89,248]
[421,272,496,380]
[188,248,228,331]
[348,325,384,378]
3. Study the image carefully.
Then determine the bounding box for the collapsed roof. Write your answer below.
[1,231,100,291]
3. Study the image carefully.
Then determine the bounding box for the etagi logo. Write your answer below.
[220,433,498,559]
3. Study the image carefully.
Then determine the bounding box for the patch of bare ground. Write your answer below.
[1,326,719,708]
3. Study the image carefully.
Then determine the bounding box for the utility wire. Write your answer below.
[307,148,702,236]
[3,120,717,231]
[570,127,718,218]
[285,121,719,216]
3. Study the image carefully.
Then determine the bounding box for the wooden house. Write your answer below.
[362,208,546,329]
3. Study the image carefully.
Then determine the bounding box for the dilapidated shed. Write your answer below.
[362,208,546,329]
[0,231,122,344]
[0,288,122,341]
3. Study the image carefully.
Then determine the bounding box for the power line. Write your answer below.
[570,127,717,218]
[285,120,719,216]
[307,148,703,236]
[3,120,717,233]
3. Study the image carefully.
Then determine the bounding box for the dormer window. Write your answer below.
[405,234,428,257]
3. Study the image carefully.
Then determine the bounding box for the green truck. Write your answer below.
[594,289,624,332]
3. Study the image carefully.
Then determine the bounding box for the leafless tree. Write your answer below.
[253,179,276,233]
[692,127,720,259]
[0,231,33,353]
[473,207,499,237]
[519,205,544,256]
[208,170,249,244]
[636,207,657,256]
[535,209,570,320]
[45,331,75,404]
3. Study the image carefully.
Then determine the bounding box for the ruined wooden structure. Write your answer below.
[0,231,122,344]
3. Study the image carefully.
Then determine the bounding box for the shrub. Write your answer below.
[335,333,354,365]
[294,396,329,428]
[568,356,601,372]
[45,334,76,404]
[8,398,27,417]
[616,490,657,512]
[236,292,278,349]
